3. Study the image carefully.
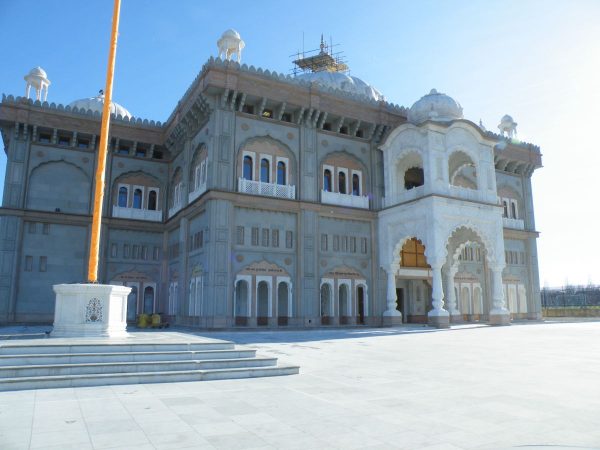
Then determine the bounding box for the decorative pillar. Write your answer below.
[445,266,461,320]
[382,265,402,326]
[428,264,449,328]
[489,266,510,325]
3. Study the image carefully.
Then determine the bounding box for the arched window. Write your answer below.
[503,200,509,218]
[118,187,128,207]
[260,158,270,183]
[143,286,154,314]
[277,161,286,185]
[352,174,360,196]
[133,189,142,209]
[148,190,157,211]
[323,169,332,192]
[243,156,253,180]
[511,201,517,219]
[338,171,346,194]
[404,167,424,190]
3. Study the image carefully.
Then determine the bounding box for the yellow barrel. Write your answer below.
[151,314,161,327]
[137,314,149,328]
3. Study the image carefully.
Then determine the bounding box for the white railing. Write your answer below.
[447,185,498,204]
[168,203,182,218]
[384,185,425,207]
[238,178,295,199]
[321,190,369,209]
[112,206,162,222]
[503,217,525,230]
[188,181,207,203]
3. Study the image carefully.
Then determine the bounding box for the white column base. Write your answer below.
[51,284,132,338]
[489,308,511,326]
[428,309,450,328]
[382,309,402,326]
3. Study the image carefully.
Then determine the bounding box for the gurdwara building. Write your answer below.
[0,30,542,328]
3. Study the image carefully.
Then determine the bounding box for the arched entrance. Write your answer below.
[143,286,154,314]
[357,286,365,324]
[277,282,289,326]
[110,271,157,322]
[126,286,137,322]
[234,279,249,326]
[256,281,269,326]
[338,284,349,324]
[320,283,332,325]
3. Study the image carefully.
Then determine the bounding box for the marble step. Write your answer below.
[0,365,300,391]
[0,341,234,355]
[0,349,257,366]
[0,357,278,377]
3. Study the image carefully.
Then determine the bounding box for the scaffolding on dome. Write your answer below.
[291,34,348,75]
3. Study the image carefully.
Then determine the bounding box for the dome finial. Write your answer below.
[24,67,51,101]
[217,29,245,63]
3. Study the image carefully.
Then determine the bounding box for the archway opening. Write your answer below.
[127,286,137,322]
[320,284,332,325]
[257,281,269,326]
[339,284,349,324]
[277,282,289,326]
[404,167,424,190]
[449,151,477,189]
[235,280,249,326]
[357,286,365,324]
[401,238,430,268]
[143,286,154,314]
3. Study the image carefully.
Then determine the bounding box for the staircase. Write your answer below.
[0,333,299,391]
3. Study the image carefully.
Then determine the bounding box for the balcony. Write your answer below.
[188,181,207,203]
[502,217,525,230]
[168,203,182,218]
[112,206,162,222]
[448,185,498,204]
[384,185,425,207]
[238,178,295,200]
[321,190,369,209]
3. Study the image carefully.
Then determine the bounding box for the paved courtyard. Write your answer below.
[1,320,600,450]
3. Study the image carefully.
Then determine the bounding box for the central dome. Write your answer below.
[408,89,463,124]
[68,93,132,119]
[296,71,383,102]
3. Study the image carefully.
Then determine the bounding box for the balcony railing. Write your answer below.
[238,178,295,199]
[168,203,183,218]
[502,217,525,230]
[447,185,498,204]
[321,190,369,209]
[112,206,162,222]
[188,181,207,203]
[384,185,425,207]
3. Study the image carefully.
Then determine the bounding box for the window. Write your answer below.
[323,170,332,192]
[118,145,130,155]
[236,226,245,245]
[323,122,332,131]
[118,187,128,207]
[24,256,33,272]
[511,201,518,219]
[38,133,51,143]
[39,256,47,272]
[333,235,340,251]
[243,156,253,180]
[405,167,424,190]
[135,148,146,158]
[356,129,364,138]
[148,190,157,211]
[132,245,139,259]
[338,171,347,194]
[58,135,70,146]
[141,246,148,260]
[286,231,293,249]
[251,227,259,246]
[28,222,36,234]
[339,125,349,135]
[341,236,348,252]
[361,237,368,254]
[502,200,509,218]
[272,229,279,247]
[110,243,118,258]
[401,238,429,268]
[152,149,163,159]
[281,112,292,122]
[77,138,90,148]
[42,223,50,235]
[262,228,269,247]
[262,109,273,118]
[133,189,143,209]
[352,174,360,196]
[321,234,328,252]
[260,158,270,183]
[350,237,356,253]
[123,244,130,259]
[242,104,255,114]
[153,246,160,260]
[277,161,286,185]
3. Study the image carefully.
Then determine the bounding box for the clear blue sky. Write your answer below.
[1,0,599,287]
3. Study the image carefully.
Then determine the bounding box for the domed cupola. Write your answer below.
[408,89,463,125]
[68,91,132,119]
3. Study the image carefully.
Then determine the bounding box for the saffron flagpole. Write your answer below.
[88,0,122,282]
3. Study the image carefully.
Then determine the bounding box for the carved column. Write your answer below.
[489,266,510,325]
[428,264,449,328]
[382,265,402,326]
[445,266,461,320]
